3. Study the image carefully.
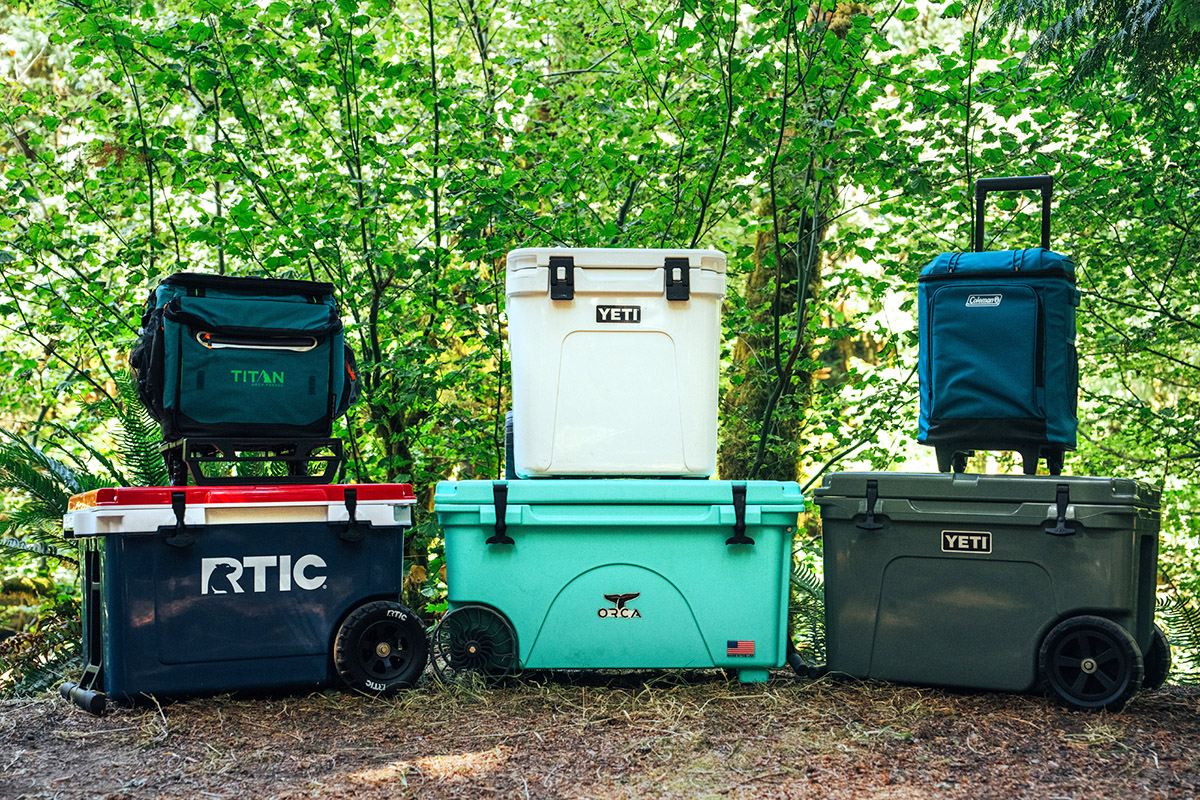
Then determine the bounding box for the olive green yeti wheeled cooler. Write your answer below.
[433,479,804,683]
[815,472,1167,711]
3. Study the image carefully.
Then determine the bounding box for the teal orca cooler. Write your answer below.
[433,480,804,683]
[815,472,1164,711]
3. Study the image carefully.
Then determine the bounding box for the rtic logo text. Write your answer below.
[941,531,992,554]
[965,294,1003,308]
[598,592,642,619]
[201,554,327,594]
[595,305,642,324]
[230,370,284,385]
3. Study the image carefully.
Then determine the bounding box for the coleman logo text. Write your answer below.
[596,305,642,323]
[965,294,1003,308]
[201,554,327,594]
[598,592,642,618]
[941,531,992,554]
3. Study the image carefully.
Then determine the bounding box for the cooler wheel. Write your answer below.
[431,604,519,684]
[334,600,428,694]
[1038,615,1143,712]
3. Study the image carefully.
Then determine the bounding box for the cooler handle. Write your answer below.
[974,175,1052,253]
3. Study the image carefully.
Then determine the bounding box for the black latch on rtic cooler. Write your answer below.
[163,491,195,548]
[664,257,690,301]
[339,487,365,542]
[549,255,575,301]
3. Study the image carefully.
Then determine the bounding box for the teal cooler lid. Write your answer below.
[435,479,804,508]
[814,472,1160,509]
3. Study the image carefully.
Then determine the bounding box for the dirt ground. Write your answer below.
[3,673,1199,799]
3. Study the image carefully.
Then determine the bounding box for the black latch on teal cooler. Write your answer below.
[488,481,515,545]
[725,483,754,545]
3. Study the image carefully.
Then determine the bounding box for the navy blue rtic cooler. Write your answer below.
[916,176,1079,475]
[59,484,426,714]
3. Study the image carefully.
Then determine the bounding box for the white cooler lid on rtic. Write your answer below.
[64,484,416,537]
[506,247,727,301]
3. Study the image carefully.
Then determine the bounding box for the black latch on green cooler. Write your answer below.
[487,481,515,545]
[856,480,884,531]
[725,483,754,545]
[1045,483,1076,536]
[664,257,690,301]
[549,255,574,301]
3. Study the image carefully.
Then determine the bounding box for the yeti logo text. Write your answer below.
[965,294,1003,308]
[941,531,992,554]
[201,554,327,594]
[598,592,642,619]
[596,305,641,324]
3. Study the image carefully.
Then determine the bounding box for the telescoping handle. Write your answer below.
[974,175,1053,253]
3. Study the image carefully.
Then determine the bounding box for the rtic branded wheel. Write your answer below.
[334,600,428,693]
[1039,615,1144,712]
[431,604,519,683]
[1142,623,1172,691]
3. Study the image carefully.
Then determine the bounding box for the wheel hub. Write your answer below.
[376,642,393,659]
[1080,657,1098,674]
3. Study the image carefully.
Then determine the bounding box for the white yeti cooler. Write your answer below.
[506,247,727,477]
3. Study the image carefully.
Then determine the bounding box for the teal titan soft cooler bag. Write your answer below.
[131,273,359,440]
[433,480,805,683]
[815,472,1165,711]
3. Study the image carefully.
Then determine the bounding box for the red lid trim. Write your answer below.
[70,484,416,509]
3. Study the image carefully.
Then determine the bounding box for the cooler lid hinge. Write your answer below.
[725,482,754,545]
[487,481,515,545]
[857,480,884,531]
[164,490,195,547]
[1046,483,1076,536]
[664,257,690,301]
[549,255,575,301]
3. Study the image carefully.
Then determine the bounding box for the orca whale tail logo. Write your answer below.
[603,592,640,610]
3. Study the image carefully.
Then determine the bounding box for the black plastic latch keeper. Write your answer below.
[487,481,515,545]
[549,255,575,301]
[664,257,690,301]
[164,491,195,547]
[340,488,365,542]
[856,480,884,531]
[725,483,754,545]
[1045,483,1076,536]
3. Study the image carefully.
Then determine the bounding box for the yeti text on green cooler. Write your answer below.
[230,370,285,385]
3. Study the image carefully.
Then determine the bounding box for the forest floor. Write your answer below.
[3,672,1199,799]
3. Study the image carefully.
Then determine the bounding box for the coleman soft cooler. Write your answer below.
[505,248,727,478]
[433,479,804,683]
[60,484,424,712]
[815,472,1165,711]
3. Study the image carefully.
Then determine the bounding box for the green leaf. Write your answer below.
[896,7,920,22]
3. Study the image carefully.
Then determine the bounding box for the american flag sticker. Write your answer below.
[727,640,755,657]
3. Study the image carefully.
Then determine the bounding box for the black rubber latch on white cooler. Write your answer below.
[726,483,754,545]
[340,488,365,542]
[1045,483,1076,536]
[856,480,884,531]
[549,255,575,301]
[488,481,515,545]
[164,490,195,548]
[664,257,690,301]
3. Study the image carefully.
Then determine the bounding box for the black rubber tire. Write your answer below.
[1142,623,1172,690]
[431,603,519,684]
[334,600,428,693]
[1039,615,1144,712]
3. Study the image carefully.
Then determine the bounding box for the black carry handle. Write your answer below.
[974,175,1053,253]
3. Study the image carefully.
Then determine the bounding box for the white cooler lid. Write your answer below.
[507,247,727,274]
